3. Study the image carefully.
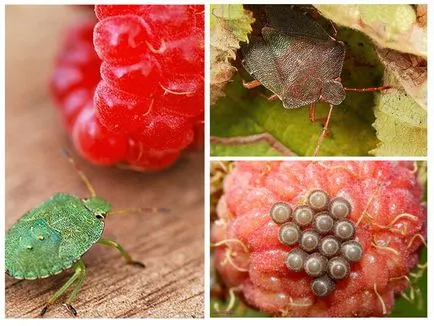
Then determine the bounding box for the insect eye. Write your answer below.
[95,213,106,220]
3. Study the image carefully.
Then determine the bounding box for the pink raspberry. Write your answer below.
[212,161,426,317]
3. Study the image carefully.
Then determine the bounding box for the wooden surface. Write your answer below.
[5,6,204,318]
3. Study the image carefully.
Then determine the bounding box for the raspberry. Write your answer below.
[100,55,161,95]
[159,28,204,75]
[139,5,194,39]
[95,5,146,20]
[59,88,94,133]
[125,137,180,171]
[50,21,101,132]
[138,110,194,151]
[190,119,204,149]
[212,161,426,317]
[50,5,204,170]
[94,80,155,134]
[72,105,128,165]
[158,74,204,117]
[93,15,155,64]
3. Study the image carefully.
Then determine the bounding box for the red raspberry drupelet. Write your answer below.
[211,161,426,317]
[51,5,204,170]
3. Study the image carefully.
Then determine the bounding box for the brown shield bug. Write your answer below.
[241,6,389,156]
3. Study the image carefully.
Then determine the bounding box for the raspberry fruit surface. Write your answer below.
[211,161,426,317]
[51,5,204,170]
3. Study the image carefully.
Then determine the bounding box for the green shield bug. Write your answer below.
[5,149,168,317]
[241,6,390,156]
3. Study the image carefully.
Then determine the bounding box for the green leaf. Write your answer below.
[211,138,288,157]
[417,161,427,200]
[370,90,427,156]
[210,297,271,317]
[389,247,427,317]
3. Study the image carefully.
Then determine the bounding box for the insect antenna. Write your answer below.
[61,148,97,197]
[344,86,391,92]
[109,207,170,216]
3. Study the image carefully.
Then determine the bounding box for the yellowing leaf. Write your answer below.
[314,5,427,57]
[377,48,427,110]
[370,90,426,156]
[210,5,255,104]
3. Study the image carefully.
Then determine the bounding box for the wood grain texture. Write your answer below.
[5,5,204,318]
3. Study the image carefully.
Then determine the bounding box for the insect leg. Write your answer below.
[98,238,146,268]
[40,260,83,316]
[61,148,97,197]
[309,103,316,122]
[242,79,262,89]
[329,20,338,39]
[344,86,391,92]
[63,260,87,317]
[313,103,335,156]
[267,94,279,101]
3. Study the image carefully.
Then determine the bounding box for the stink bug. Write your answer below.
[5,150,168,317]
[241,6,389,155]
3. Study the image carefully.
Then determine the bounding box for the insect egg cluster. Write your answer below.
[270,190,363,297]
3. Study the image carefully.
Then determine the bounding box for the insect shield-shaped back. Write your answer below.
[241,7,347,108]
